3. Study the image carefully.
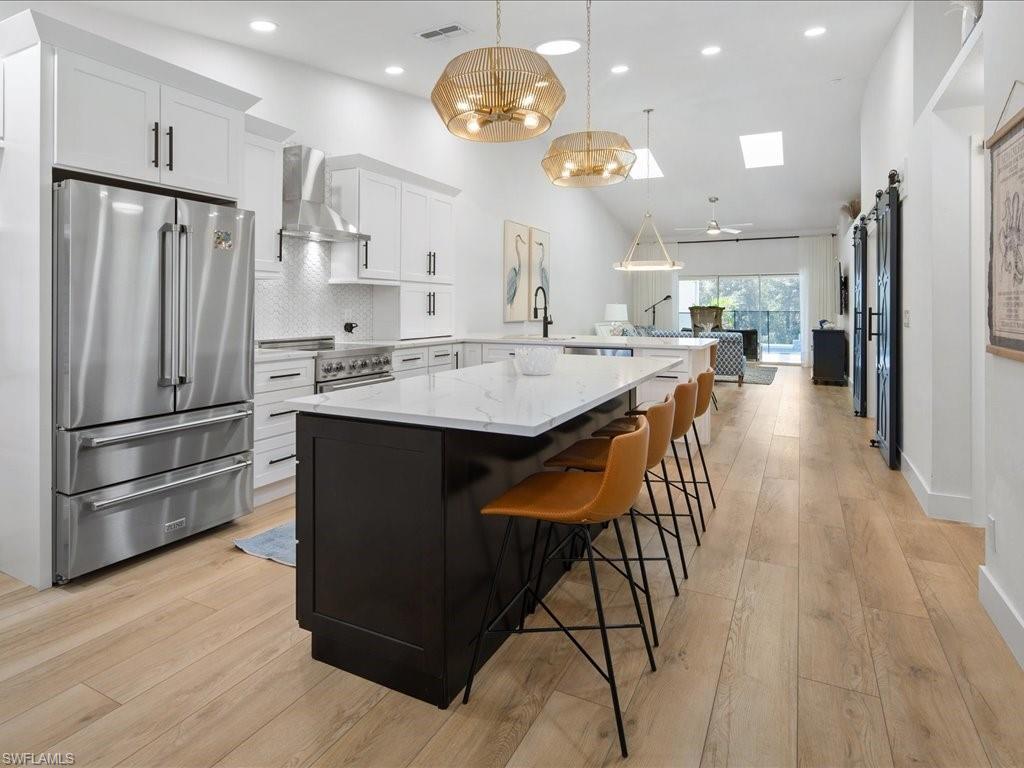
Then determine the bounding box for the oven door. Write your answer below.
[317,373,395,394]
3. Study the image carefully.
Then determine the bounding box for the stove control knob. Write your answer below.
[360,359,369,369]
[372,356,382,366]
[382,355,391,366]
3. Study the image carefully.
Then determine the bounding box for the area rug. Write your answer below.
[743,365,778,385]
[234,522,296,567]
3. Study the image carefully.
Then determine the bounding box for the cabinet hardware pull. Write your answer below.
[269,372,302,380]
[434,353,450,359]
[268,409,297,418]
[401,356,422,363]
[363,241,369,269]
[268,454,296,466]
[152,122,160,168]
[166,125,174,171]
[455,351,459,368]
[656,375,679,380]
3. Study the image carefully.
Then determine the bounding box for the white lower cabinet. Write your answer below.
[391,343,459,379]
[482,344,518,363]
[253,357,314,489]
[460,343,483,368]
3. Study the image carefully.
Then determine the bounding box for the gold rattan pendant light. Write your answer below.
[614,109,683,271]
[431,0,566,142]
[541,0,635,187]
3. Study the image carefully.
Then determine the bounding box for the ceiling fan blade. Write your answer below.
[720,227,743,234]
[723,223,753,228]
[673,227,707,231]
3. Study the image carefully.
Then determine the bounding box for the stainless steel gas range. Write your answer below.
[257,336,395,393]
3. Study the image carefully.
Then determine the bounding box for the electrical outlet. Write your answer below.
[903,309,911,328]
[987,514,996,553]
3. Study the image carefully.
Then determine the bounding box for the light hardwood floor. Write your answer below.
[1,366,1022,767]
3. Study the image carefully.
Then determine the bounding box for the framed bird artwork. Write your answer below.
[528,227,551,318]
[503,220,530,322]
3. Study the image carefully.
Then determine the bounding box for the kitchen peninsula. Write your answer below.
[288,354,681,706]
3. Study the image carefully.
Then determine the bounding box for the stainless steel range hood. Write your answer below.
[281,145,368,243]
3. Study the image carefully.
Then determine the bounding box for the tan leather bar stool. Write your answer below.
[546,396,688,643]
[691,369,717,511]
[594,380,706,537]
[463,421,654,759]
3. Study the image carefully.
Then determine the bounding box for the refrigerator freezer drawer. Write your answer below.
[54,404,253,495]
[54,453,253,583]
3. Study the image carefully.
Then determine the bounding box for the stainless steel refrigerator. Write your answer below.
[52,180,255,583]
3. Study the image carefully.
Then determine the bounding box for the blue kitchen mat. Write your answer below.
[234,522,296,567]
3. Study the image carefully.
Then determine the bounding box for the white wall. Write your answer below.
[0,1,631,339]
[980,0,1024,666]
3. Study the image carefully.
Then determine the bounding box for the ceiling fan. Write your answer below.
[675,196,753,236]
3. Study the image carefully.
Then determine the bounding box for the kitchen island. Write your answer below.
[288,354,680,707]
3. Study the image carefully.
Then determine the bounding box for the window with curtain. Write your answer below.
[678,274,802,361]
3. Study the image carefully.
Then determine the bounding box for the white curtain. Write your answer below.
[799,235,839,367]
[630,244,678,329]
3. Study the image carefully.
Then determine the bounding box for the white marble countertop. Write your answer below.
[372,334,717,351]
[287,354,680,436]
[254,349,317,364]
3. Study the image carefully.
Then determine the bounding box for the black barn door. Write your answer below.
[870,174,902,469]
[852,217,868,417]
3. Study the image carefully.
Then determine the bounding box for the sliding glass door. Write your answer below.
[678,274,801,363]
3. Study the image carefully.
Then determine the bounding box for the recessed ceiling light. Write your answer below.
[739,131,784,168]
[535,39,581,56]
[610,64,629,74]
[627,148,664,180]
[804,26,827,37]
[249,19,277,33]
[701,45,722,56]
[384,65,405,75]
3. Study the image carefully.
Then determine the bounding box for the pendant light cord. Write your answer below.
[644,108,653,213]
[496,0,502,45]
[585,0,592,132]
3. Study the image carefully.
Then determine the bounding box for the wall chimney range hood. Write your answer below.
[280,145,369,245]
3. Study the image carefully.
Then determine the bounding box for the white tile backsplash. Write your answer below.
[254,238,373,342]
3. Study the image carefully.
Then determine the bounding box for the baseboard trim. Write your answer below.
[255,477,295,507]
[979,565,1024,667]
[900,452,974,524]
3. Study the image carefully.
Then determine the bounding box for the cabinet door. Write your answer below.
[241,133,283,279]
[54,50,160,183]
[400,184,431,282]
[428,194,455,284]
[399,285,430,339]
[160,86,242,198]
[461,343,483,368]
[358,171,401,280]
[427,287,454,337]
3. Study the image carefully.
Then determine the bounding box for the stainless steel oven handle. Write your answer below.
[86,459,252,512]
[82,409,252,447]
[318,375,394,393]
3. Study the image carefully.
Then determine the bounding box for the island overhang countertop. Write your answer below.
[287,354,681,437]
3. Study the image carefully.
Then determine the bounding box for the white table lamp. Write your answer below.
[605,303,629,322]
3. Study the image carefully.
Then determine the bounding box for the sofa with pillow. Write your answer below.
[633,326,746,385]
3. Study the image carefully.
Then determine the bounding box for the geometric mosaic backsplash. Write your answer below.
[254,238,374,342]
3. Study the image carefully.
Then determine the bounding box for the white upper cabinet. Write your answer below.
[159,86,242,199]
[400,183,454,284]
[428,285,454,337]
[427,194,455,284]
[53,50,245,199]
[241,117,292,280]
[357,170,402,281]
[397,284,453,340]
[54,50,161,184]
[400,184,431,283]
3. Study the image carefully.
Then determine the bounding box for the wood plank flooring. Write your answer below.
[1,366,1021,767]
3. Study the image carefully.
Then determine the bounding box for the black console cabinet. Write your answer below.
[812,329,848,385]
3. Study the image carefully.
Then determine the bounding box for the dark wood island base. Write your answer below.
[295,393,630,708]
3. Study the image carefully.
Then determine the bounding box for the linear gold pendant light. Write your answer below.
[614,108,683,271]
[431,0,566,142]
[541,0,635,187]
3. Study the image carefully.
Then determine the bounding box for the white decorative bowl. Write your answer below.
[513,346,558,376]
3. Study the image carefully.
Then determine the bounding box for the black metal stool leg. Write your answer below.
[628,508,658,647]
[673,439,705,533]
[661,459,691,574]
[517,520,542,629]
[612,518,656,673]
[683,434,707,530]
[645,474,681,590]
[583,529,628,759]
[464,518,514,704]
[530,523,555,613]
[712,391,719,411]
[694,427,717,509]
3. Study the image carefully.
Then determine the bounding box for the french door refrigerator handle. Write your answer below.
[177,224,192,384]
[159,223,180,386]
[85,459,253,512]
[81,409,253,447]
